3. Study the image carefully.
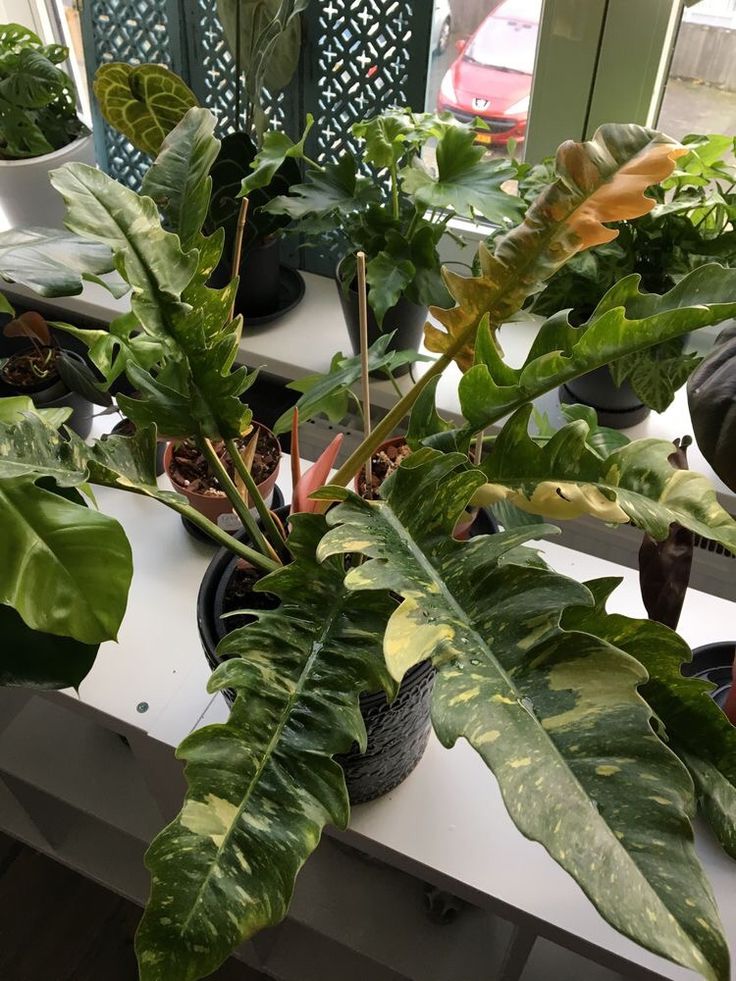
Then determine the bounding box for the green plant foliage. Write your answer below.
[318,452,728,981]
[136,514,395,981]
[0,600,98,689]
[272,332,427,434]
[93,63,198,157]
[562,578,736,860]
[0,22,87,158]
[610,338,702,414]
[0,227,120,297]
[688,321,736,493]
[474,404,736,548]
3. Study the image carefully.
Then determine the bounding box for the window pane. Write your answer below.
[658,0,736,138]
[426,0,542,156]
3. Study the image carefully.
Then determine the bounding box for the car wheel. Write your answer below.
[436,17,451,55]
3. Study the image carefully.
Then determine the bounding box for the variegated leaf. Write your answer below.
[474,404,736,550]
[318,451,729,981]
[136,515,395,981]
[563,578,736,861]
[426,124,686,370]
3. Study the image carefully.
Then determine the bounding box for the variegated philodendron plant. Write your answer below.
[0,110,734,981]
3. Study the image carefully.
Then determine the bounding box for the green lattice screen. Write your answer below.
[79,0,431,267]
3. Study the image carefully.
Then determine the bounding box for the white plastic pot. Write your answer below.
[0,133,96,231]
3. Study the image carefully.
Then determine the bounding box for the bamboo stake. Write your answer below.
[356,251,372,496]
[229,197,250,322]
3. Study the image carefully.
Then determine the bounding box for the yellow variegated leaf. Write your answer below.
[426,124,685,371]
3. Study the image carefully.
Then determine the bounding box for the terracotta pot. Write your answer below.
[164,423,281,525]
[354,436,409,498]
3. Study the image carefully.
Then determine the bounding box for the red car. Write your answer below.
[437,0,541,147]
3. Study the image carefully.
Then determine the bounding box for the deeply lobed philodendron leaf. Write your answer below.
[562,578,736,860]
[93,63,198,157]
[426,123,686,370]
[136,515,395,981]
[318,452,729,981]
[474,404,736,550]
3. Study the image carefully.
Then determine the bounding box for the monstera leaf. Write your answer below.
[136,515,395,981]
[563,578,736,860]
[473,404,736,551]
[425,124,686,371]
[0,227,119,297]
[94,63,198,157]
[318,452,729,981]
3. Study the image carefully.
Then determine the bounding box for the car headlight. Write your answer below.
[506,94,530,116]
[440,71,457,103]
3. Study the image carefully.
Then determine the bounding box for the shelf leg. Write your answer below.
[499,922,537,981]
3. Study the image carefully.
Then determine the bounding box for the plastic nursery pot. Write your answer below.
[110,418,166,477]
[209,237,305,324]
[0,134,96,229]
[196,520,436,804]
[0,346,94,438]
[164,423,282,525]
[335,258,427,375]
[681,641,736,724]
[560,365,650,430]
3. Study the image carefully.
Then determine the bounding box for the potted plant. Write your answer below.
[242,108,524,362]
[494,134,736,427]
[0,302,111,436]
[4,113,736,981]
[94,0,309,324]
[0,23,93,229]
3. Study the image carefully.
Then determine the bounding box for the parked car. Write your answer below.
[437,0,541,146]
[431,0,452,55]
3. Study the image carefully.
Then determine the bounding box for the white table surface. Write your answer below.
[58,413,736,981]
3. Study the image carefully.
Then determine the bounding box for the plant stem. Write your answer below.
[230,198,250,322]
[389,162,400,220]
[225,437,289,561]
[386,370,404,401]
[165,497,280,572]
[356,251,373,492]
[197,436,280,564]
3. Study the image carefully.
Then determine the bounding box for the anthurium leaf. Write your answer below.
[459,265,736,432]
[688,321,736,494]
[0,474,131,644]
[141,108,221,252]
[475,404,736,550]
[0,227,117,297]
[272,333,426,434]
[426,124,686,371]
[136,514,395,981]
[93,63,198,157]
[0,600,98,690]
[401,125,520,224]
[319,451,728,981]
[366,252,415,327]
[562,578,736,861]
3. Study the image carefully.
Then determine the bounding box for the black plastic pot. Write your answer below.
[210,238,305,323]
[197,519,436,804]
[0,347,94,438]
[560,365,650,429]
[681,641,736,716]
[335,259,427,375]
[110,418,166,476]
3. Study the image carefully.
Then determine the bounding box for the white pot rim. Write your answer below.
[0,131,93,168]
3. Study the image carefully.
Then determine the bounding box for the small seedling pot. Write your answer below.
[0,346,94,438]
[164,423,282,525]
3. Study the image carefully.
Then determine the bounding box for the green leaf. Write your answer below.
[318,452,729,981]
[406,376,453,449]
[141,108,221,252]
[353,110,417,170]
[0,599,98,689]
[401,125,520,224]
[272,333,427,434]
[688,322,736,494]
[611,339,702,413]
[93,63,198,157]
[0,227,117,297]
[264,155,379,221]
[475,404,736,549]
[136,514,395,981]
[0,475,131,644]
[365,251,415,328]
[558,403,630,458]
[562,579,736,860]
[239,117,312,197]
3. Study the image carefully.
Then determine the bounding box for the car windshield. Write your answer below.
[464,7,541,74]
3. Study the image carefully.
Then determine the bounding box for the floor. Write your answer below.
[0,833,270,981]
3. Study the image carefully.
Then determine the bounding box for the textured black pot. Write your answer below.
[681,641,736,715]
[335,259,427,375]
[0,348,94,438]
[560,365,650,429]
[197,518,436,804]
